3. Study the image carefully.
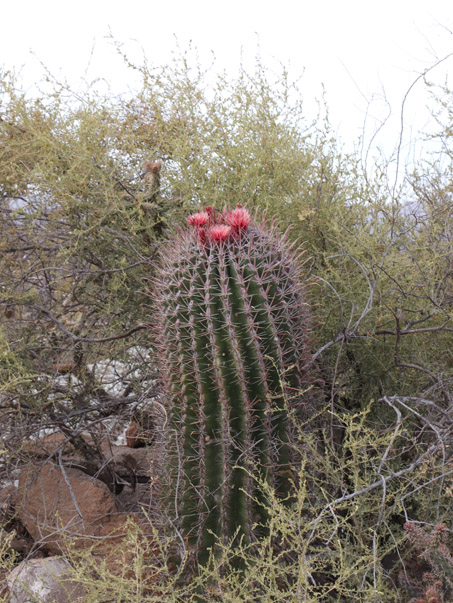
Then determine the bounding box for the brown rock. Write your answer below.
[22,432,76,457]
[15,464,161,584]
[16,463,117,554]
[126,421,141,447]
[22,431,96,457]
[91,513,159,583]
[125,419,154,448]
[21,434,124,492]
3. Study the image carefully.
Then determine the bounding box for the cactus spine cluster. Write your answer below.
[155,206,311,563]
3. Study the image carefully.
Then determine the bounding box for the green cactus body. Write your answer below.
[155,206,311,563]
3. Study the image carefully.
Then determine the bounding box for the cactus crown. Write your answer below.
[186,205,251,245]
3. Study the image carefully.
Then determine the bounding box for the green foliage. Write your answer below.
[0,530,17,601]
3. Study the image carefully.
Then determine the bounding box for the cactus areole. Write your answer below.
[154,205,311,563]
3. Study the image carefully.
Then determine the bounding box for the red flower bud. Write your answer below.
[207,224,232,242]
[187,211,209,227]
[226,206,250,230]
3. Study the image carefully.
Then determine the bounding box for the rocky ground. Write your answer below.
[0,403,165,602]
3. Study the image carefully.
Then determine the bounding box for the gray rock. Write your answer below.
[7,557,85,602]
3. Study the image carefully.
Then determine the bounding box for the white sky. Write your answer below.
[2,0,453,167]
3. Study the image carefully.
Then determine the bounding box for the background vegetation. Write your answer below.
[0,47,451,600]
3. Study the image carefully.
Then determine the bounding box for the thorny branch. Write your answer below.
[306,394,453,549]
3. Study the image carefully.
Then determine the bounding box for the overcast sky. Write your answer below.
[2,0,453,167]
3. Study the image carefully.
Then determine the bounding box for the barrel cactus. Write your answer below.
[154,205,312,563]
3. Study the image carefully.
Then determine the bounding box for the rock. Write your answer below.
[22,432,95,457]
[15,461,157,571]
[22,433,128,493]
[16,463,117,554]
[126,420,144,448]
[101,442,151,479]
[125,417,154,448]
[23,431,154,491]
[14,464,160,584]
[89,512,157,578]
[7,557,86,602]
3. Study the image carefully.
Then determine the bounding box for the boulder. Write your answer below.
[23,432,153,489]
[7,556,85,602]
[15,462,157,575]
[16,462,117,554]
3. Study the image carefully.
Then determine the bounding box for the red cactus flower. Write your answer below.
[226,205,250,230]
[144,160,162,173]
[207,224,232,242]
[187,211,209,227]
